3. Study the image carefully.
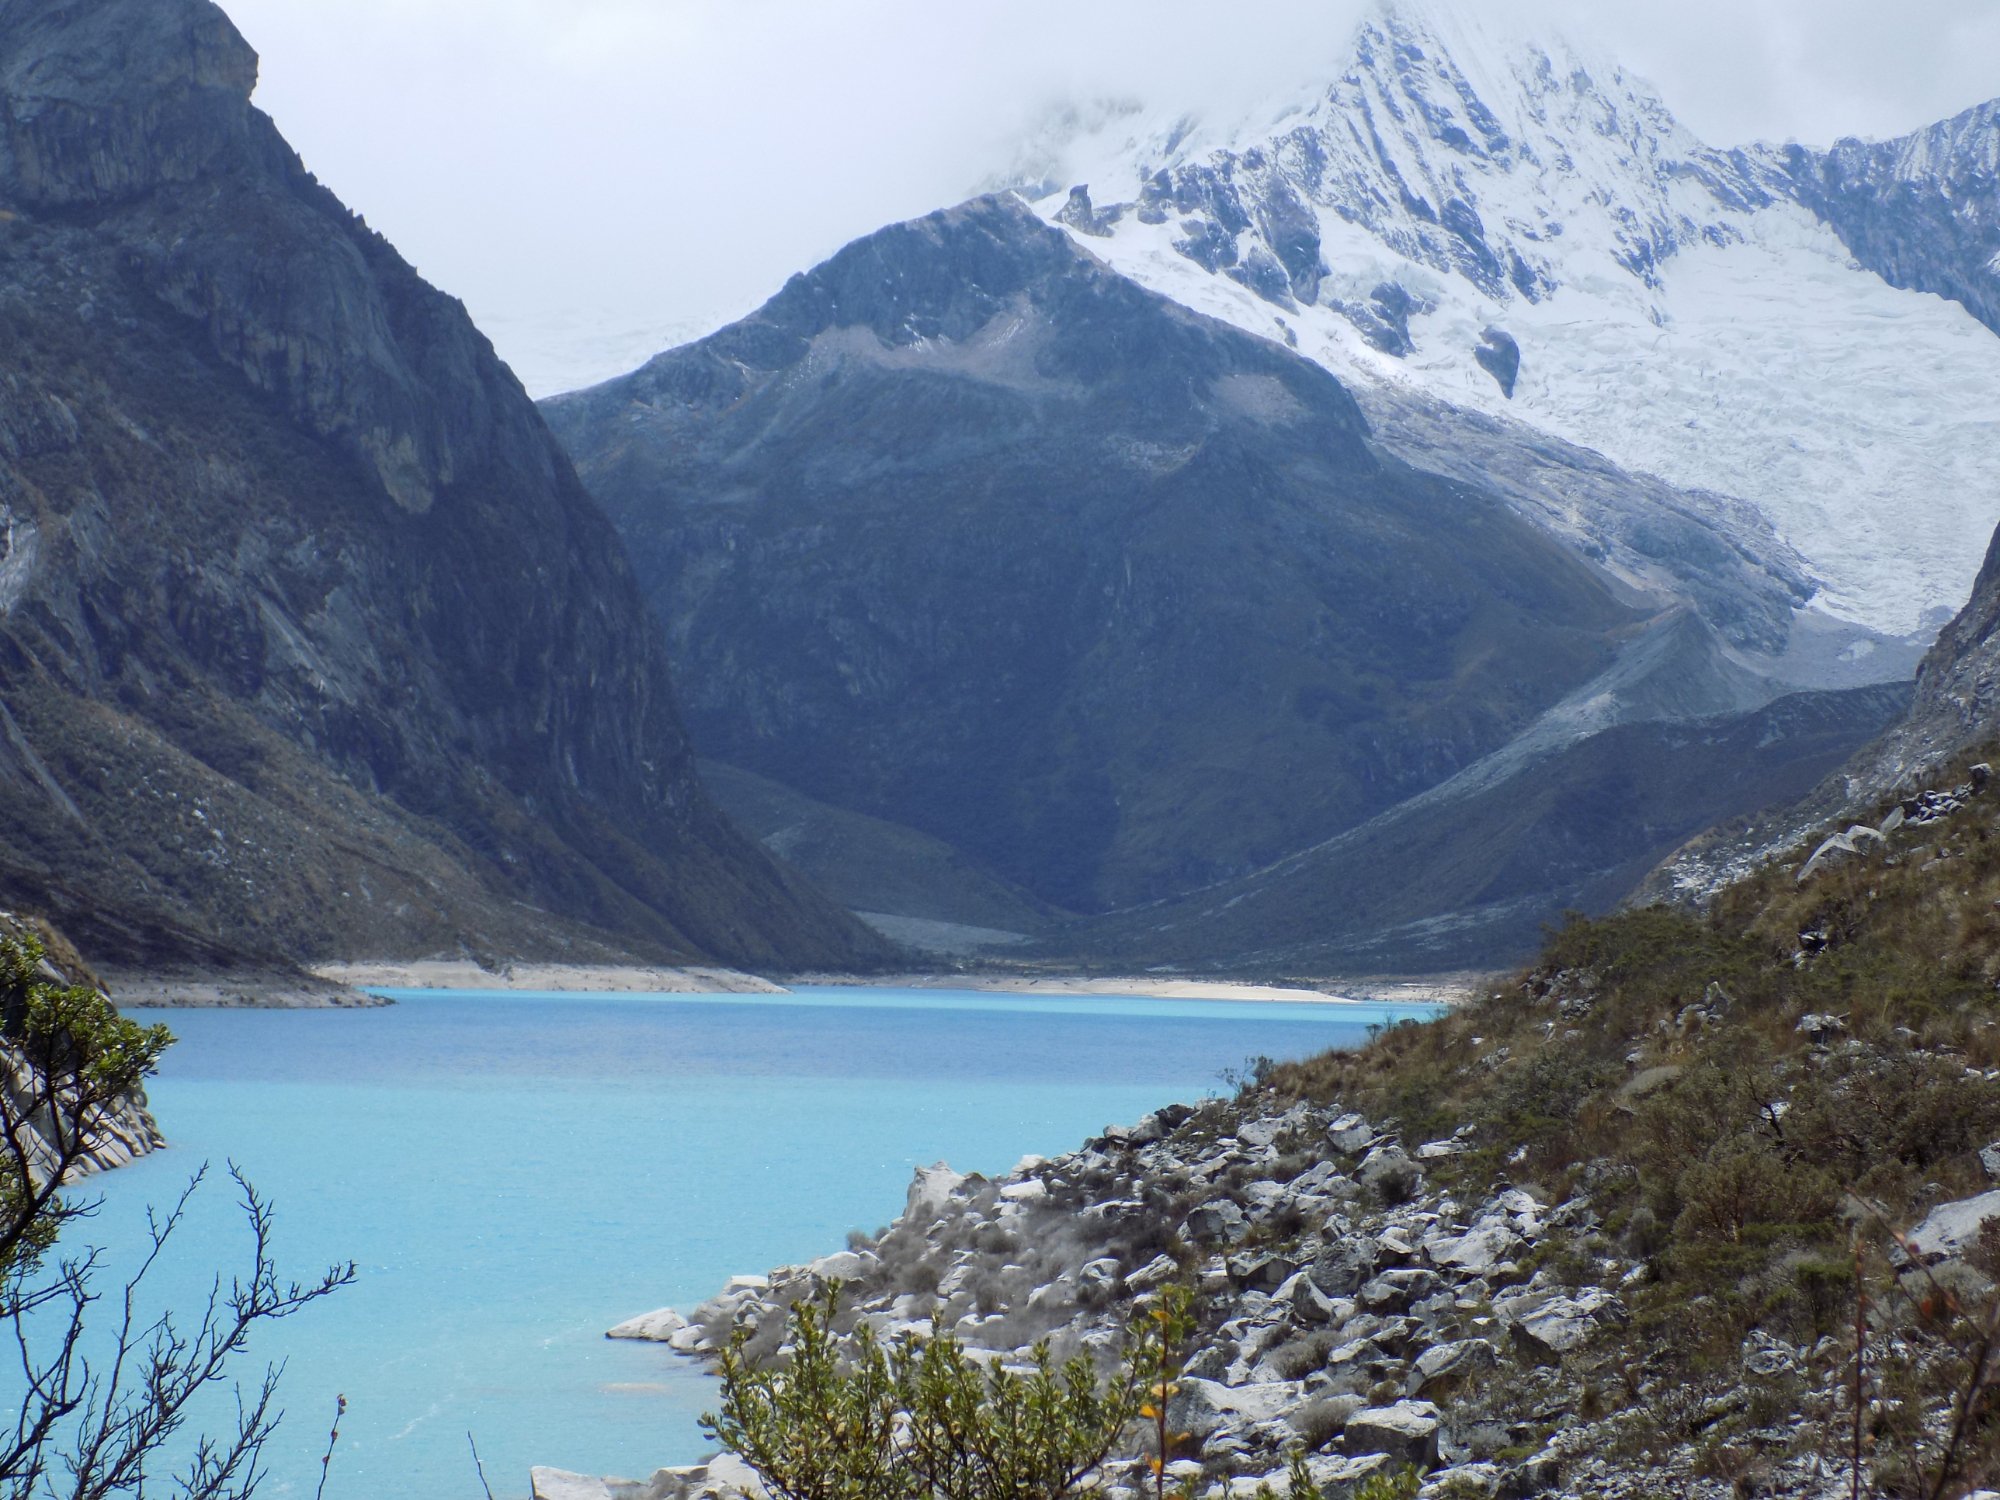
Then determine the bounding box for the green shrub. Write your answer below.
[706,1281,1150,1500]
[1671,1138,1836,1246]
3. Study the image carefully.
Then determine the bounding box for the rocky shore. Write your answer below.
[108,966,388,1008]
[556,1081,2000,1499]
[2,920,165,1177]
[524,756,2000,1500]
[554,1099,1638,1500]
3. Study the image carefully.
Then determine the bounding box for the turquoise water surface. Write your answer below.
[40,986,1440,1497]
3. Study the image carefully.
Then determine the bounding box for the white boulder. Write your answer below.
[604,1307,688,1342]
[1908,1189,2000,1261]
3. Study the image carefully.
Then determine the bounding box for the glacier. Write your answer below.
[1022,0,2000,641]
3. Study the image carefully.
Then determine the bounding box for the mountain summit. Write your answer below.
[547,192,1906,969]
[1024,0,2000,641]
[543,1,2000,971]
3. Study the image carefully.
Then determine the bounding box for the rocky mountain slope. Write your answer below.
[586,751,2000,1500]
[548,190,1902,970]
[547,195,1653,920]
[0,0,887,972]
[1785,97,2000,341]
[1656,515,2000,905]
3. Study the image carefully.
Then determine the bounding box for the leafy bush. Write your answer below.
[1670,1138,1836,1246]
[707,1281,1151,1500]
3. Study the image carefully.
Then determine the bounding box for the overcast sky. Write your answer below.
[217,0,2000,397]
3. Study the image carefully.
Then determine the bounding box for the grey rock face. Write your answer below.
[1343,1400,1442,1466]
[1054,184,1118,239]
[1358,1146,1422,1204]
[1328,1114,1377,1155]
[1907,1189,2000,1262]
[1337,281,1428,356]
[1308,1238,1380,1299]
[0,915,163,1182]
[1186,1199,1251,1246]
[1782,101,2000,340]
[1408,1338,1498,1397]
[0,0,885,969]
[1494,1287,1627,1360]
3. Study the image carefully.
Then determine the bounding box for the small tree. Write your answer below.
[0,932,351,1499]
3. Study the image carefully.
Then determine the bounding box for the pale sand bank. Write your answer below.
[312,960,785,995]
[115,961,1480,1009]
[106,968,389,1009]
[791,971,1485,1006]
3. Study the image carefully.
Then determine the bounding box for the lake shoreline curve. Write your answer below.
[108,962,1484,1009]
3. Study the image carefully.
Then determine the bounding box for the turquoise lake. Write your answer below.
[47,987,1442,1497]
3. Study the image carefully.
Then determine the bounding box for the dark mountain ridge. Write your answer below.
[0,0,887,970]
[548,196,1647,916]
[1784,97,2000,341]
[545,196,1900,966]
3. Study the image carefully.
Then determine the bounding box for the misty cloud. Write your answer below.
[217,0,2000,395]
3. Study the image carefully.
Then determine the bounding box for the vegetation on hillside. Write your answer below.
[704,1282,1422,1500]
[1266,746,2000,1492]
[691,748,2000,1499]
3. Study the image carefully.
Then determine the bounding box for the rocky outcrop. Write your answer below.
[0,0,888,970]
[601,1069,2000,1498]
[1654,513,2000,904]
[0,1044,161,1183]
[1783,99,2000,340]
[0,912,162,1180]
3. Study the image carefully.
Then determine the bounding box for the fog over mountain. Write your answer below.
[219,0,2000,396]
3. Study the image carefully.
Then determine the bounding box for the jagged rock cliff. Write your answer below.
[0,0,886,971]
[1784,98,2000,341]
[1014,1,2000,642]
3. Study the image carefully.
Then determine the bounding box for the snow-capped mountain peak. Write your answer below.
[1308,1,1773,295]
[1020,0,2000,643]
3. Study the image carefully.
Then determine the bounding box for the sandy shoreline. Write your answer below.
[107,960,1481,1009]
[312,961,786,995]
[781,970,1484,1006]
